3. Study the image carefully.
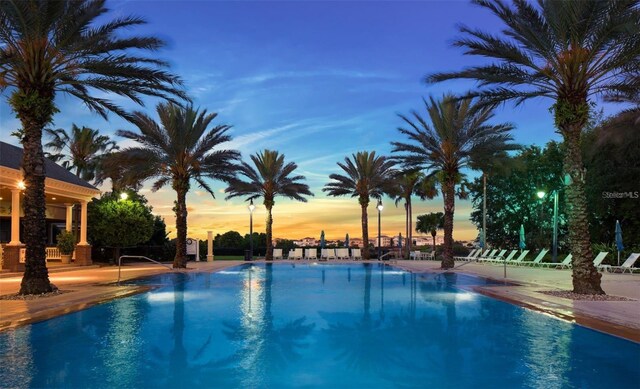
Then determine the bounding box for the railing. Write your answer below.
[45,247,76,261]
[117,255,173,285]
[379,252,394,261]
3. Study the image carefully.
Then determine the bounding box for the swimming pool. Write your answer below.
[1,263,638,388]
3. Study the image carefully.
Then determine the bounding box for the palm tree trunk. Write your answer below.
[265,204,274,261]
[563,126,604,294]
[441,179,455,269]
[14,88,56,295]
[360,198,370,260]
[173,185,188,268]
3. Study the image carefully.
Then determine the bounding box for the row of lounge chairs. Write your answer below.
[273,248,363,261]
[455,248,640,273]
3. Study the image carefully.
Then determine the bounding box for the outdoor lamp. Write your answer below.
[17,181,26,190]
[536,191,546,199]
[248,199,255,261]
[377,199,383,260]
[377,199,384,212]
[120,192,129,200]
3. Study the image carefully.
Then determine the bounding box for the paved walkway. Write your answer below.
[1,259,638,342]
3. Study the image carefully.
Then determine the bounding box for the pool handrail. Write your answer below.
[117,255,172,284]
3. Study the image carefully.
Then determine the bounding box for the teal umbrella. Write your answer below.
[478,228,485,249]
[320,230,325,249]
[519,224,526,250]
[615,220,624,266]
[398,233,402,249]
[345,233,349,247]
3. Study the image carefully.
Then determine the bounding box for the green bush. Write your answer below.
[56,230,76,255]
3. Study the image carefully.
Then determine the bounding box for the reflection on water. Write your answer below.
[0,263,639,388]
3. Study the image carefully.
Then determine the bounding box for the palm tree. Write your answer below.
[392,171,437,259]
[225,150,313,261]
[0,0,186,294]
[45,125,118,183]
[416,212,444,254]
[426,0,640,293]
[392,95,514,269]
[110,103,240,268]
[323,151,397,260]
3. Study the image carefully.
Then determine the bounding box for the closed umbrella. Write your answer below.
[478,228,485,249]
[345,233,349,248]
[615,220,624,266]
[398,233,403,249]
[519,224,526,250]
[320,230,325,249]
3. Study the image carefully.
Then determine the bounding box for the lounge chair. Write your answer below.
[539,254,572,269]
[454,249,478,261]
[601,253,639,273]
[351,248,362,260]
[492,250,518,263]
[291,248,303,260]
[521,249,549,266]
[507,250,530,265]
[321,248,336,260]
[273,248,283,260]
[305,248,317,260]
[410,250,420,260]
[493,249,507,260]
[591,252,609,270]
[477,249,498,262]
[336,248,350,260]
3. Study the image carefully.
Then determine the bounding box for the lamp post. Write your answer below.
[248,199,255,261]
[536,190,559,263]
[377,199,383,260]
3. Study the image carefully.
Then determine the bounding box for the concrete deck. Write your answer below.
[1,259,638,342]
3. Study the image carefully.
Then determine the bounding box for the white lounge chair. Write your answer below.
[291,248,303,260]
[321,248,336,260]
[305,248,317,260]
[351,248,362,260]
[507,250,530,265]
[492,250,518,263]
[591,251,609,270]
[601,253,639,273]
[273,248,283,260]
[336,248,350,260]
[521,249,549,266]
[454,249,478,261]
[477,249,498,262]
[540,254,572,269]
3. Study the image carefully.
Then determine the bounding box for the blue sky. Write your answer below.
[0,0,625,241]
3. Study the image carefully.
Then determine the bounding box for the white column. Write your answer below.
[207,231,214,262]
[79,200,88,245]
[65,203,74,232]
[195,239,200,261]
[9,188,21,245]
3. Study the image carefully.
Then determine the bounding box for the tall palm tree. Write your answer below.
[416,212,445,254]
[111,102,240,268]
[225,150,313,261]
[392,171,437,259]
[426,0,640,294]
[45,124,118,183]
[323,151,397,260]
[0,0,186,294]
[392,95,514,269]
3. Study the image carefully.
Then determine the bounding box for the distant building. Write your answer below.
[294,237,317,247]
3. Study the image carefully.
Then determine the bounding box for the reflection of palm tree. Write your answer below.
[323,264,405,376]
[219,264,315,385]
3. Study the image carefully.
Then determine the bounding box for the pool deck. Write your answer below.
[1,259,639,342]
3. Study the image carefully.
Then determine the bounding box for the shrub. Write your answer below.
[56,230,76,255]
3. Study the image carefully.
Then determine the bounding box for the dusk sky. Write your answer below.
[0,0,624,242]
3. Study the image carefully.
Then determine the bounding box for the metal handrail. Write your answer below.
[379,252,394,261]
[117,255,172,284]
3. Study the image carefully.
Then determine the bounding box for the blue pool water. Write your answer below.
[1,263,639,388]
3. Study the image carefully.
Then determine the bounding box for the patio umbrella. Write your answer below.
[615,220,624,266]
[345,233,349,247]
[320,230,325,249]
[478,228,485,249]
[519,224,526,250]
[398,233,402,249]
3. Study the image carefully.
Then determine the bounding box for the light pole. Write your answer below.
[248,199,255,261]
[377,199,383,260]
[537,190,559,263]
